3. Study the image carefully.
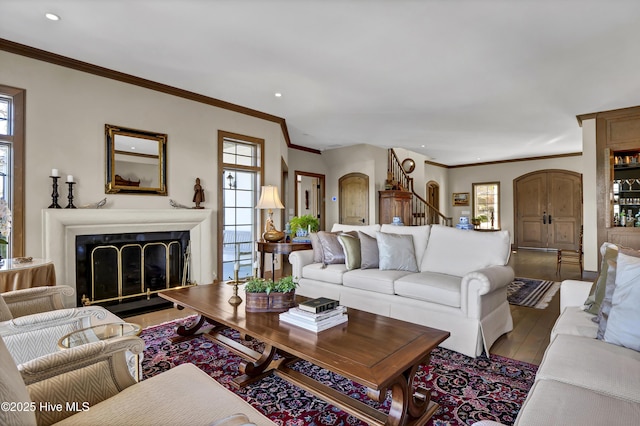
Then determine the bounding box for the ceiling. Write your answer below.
[2,1,640,166]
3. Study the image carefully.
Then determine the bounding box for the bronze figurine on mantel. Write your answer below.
[193,177,205,209]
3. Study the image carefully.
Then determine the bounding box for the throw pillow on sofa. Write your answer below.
[317,231,345,266]
[338,233,361,270]
[358,231,379,269]
[309,232,324,263]
[603,251,640,351]
[595,259,617,339]
[584,243,618,315]
[376,232,418,272]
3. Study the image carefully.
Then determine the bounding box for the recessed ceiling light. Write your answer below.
[274,93,282,97]
[421,145,425,148]
[45,13,61,21]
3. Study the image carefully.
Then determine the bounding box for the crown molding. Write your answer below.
[0,38,321,155]
[427,152,582,169]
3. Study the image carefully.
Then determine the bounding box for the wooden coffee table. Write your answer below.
[160,284,450,426]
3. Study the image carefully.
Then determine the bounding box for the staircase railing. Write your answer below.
[388,149,452,226]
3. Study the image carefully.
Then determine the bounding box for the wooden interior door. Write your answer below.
[427,181,440,224]
[339,173,369,225]
[515,170,582,250]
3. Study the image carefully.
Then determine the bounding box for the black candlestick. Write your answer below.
[48,176,62,209]
[65,181,76,209]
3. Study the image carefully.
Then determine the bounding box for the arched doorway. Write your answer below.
[339,173,369,225]
[514,170,582,250]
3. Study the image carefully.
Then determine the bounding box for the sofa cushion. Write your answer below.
[337,233,361,270]
[394,272,461,308]
[317,231,346,265]
[596,259,617,339]
[358,231,379,269]
[301,263,347,285]
[309,232,323,263]
[604,251,640,351]
[342,269,412,295]
[377,232,419,272]
[537,334,640,403]
[380,224,431,267]
[331,223,380,237]
[515,379,640,426]
[550,306,597,341]
[584,242,618,315]
[420,225,510,276]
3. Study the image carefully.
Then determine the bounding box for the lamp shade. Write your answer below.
[256,186,284,210]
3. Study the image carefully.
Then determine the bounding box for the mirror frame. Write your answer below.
[105,124,167,195]
[402,158,416,174]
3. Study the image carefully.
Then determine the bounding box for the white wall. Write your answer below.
[1,50,285,280]
[581,119,598,271]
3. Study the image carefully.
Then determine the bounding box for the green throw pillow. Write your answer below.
[338,233,361,270]
[584,244,618,315]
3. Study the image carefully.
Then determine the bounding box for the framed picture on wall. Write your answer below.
[452,192,470,206]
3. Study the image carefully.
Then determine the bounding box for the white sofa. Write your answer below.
[501,279,640,425]
[289,224,514,358]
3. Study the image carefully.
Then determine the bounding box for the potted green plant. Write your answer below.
[289,215,320,237]
[245,276,297,312]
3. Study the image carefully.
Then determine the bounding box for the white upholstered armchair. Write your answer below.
[0,335,275,426]
[0,285,124,364]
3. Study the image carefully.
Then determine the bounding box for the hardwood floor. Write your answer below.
[124,249,594,366]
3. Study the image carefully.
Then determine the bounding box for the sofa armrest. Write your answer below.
[461,265,515,317]
[289,250,314,280]
[20,336,143,425]
[0,307,114,336]
[560,280,592,313]
[2,285,74,318]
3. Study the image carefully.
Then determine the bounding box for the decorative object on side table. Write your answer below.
[65,175,76,209]
[289,214,319,238]
[48,169,62,209]
[244,275,297,312]
[255,185,285,242]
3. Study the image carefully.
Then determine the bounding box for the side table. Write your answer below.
[256,241,312,279]
[0,258,56,292]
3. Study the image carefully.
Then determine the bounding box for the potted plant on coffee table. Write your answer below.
[244,276,297,312]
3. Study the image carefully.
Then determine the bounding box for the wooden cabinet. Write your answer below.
[596,106,640,251]
[379,190,412,226]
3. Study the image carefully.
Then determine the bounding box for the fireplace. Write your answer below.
[75,230,191,311]
[42,209,215,310]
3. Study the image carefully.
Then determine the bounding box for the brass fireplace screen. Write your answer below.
[81,240,193,306]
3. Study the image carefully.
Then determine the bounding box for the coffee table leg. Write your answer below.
[367,354,438,426]
[233,344,278,387]
[175,314,207,336]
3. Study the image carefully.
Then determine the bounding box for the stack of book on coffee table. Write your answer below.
[279,297,348,332]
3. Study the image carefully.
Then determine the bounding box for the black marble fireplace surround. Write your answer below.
[75,230,190,313]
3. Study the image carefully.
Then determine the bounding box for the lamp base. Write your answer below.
[263,229,285,242]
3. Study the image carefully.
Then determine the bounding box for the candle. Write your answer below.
[66,175,74,183]
[234,262,240,271]
[51,169,59,177]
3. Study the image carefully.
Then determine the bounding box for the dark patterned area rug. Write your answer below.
[508,277,560,309]
[141,316,536,426]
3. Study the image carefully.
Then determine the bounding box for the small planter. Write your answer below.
[246,291,295,313]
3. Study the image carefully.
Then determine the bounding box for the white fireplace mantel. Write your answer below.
[42,209,215,306]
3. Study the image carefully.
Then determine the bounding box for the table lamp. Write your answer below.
[256,185,285,242]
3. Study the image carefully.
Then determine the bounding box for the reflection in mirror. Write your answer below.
[294,171,325,231]
[105,125,167,195]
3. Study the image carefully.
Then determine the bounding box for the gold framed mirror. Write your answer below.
[401,158,416,174]
[105,124,167,195]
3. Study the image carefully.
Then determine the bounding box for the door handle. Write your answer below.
[543,212,547,224]
[360,218,365,223]
[549,215,552,224]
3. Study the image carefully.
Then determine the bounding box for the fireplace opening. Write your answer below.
[76,231,192,315]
